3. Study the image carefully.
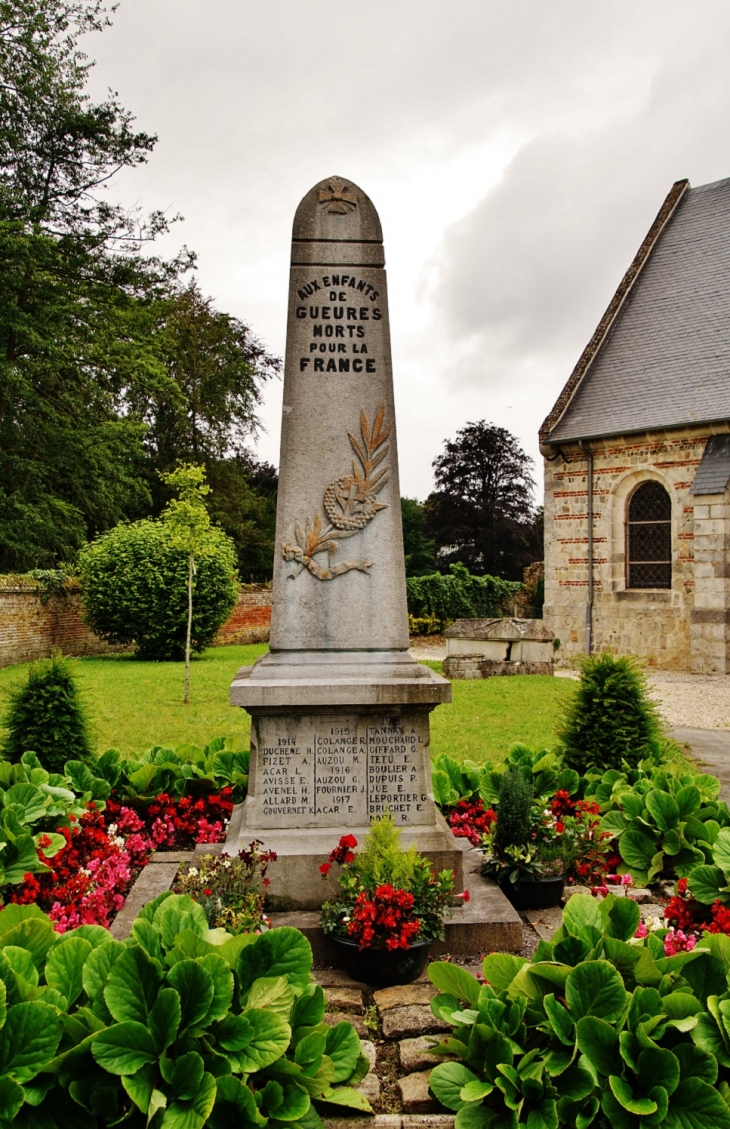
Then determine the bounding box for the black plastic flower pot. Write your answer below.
[330,937,432,986]
[499,874,565,911]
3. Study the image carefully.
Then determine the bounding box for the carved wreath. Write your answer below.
[283,405,390,581]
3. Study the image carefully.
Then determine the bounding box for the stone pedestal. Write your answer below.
[229,654,456,909]
[228,176,457,908]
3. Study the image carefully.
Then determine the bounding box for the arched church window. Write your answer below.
[627,481,672,589]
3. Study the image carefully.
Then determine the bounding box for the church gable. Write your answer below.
[542,176,730,445]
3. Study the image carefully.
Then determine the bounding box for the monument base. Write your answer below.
[227,650,459,910]
[220,808,461,911]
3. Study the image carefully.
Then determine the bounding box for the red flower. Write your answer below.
[327,835,359,866]
[319,862,332,876]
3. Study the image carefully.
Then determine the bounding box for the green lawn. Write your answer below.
[0,645,269,756]
[0,649,575,763]
[427,665,575,765]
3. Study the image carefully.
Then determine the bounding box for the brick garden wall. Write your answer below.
[543,424,730,672]
[0,580,272,668]
[213,584,271,646]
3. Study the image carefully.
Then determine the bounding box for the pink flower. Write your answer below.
[634,922,648,938]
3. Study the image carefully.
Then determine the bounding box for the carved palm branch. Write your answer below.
[347,403,392,494]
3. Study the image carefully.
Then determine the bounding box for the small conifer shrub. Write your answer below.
[557,651,663,774]
[2,655,94,773]
[493,766,534,851]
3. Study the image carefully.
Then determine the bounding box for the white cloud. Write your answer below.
[84,0,730,500]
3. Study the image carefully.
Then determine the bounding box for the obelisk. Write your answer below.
[229,176,458,909]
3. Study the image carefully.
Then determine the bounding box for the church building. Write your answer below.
[540,176,730,672]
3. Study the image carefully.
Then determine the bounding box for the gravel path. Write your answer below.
[557,669,730,732]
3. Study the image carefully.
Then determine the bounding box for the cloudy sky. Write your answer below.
[87,0,730,503]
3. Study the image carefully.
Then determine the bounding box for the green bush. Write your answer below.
[405,561,520,622]
[426,892,730,1128]
[408,613,448,636]
[79,518,239,661]
[0,900,371,1127]
[2,654,94,772]
[493,765,533,852]
[557,652,663,774]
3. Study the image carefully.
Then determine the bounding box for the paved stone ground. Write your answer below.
[313,968,479,1115]
[672,726,730,802]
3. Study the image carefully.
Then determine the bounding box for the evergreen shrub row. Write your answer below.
[405,562,520,626]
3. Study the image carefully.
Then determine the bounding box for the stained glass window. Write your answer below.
[627,480,672,589]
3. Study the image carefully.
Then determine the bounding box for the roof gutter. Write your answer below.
[578,439,593,656]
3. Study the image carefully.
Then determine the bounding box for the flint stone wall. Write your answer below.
[543,425,730,673]
[0,580,272,668]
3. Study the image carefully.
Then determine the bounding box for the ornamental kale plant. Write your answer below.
[596,763,729,885]
[426,891,730,1129]
[0,900,372,1127]
[81,738,250,805]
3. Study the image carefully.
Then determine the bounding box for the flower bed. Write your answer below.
[11,790,234,931]
[0,740,242,931]
[434,737,730,890]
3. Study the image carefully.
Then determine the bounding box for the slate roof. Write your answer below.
[542,177,730,444]
[690,434,730,495]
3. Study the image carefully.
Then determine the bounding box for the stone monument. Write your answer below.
[227,176,458,908]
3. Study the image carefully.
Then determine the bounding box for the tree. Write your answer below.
[79,517,239,664]
[400,498,436,576]
[137,280,280,471]
[132,281,281,581]
[160,463,215,703]
[205,454,278,582]
[0,0,188,570]
[424,421,541,580]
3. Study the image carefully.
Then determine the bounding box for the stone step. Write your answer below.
[271,849,522,962]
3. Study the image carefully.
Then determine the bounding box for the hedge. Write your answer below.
[405,562,520,625]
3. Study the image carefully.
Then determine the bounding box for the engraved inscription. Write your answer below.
[296,274,380,376]
[251,715,432,829]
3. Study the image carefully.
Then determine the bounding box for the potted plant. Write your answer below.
[481,766,567,910]
[319,814,467,986]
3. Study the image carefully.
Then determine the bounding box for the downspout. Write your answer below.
[578,440,593,655]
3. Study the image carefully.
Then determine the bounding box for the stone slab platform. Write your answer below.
[110,853,193,939]
[269,848,522,959]
[111,846,521,958]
